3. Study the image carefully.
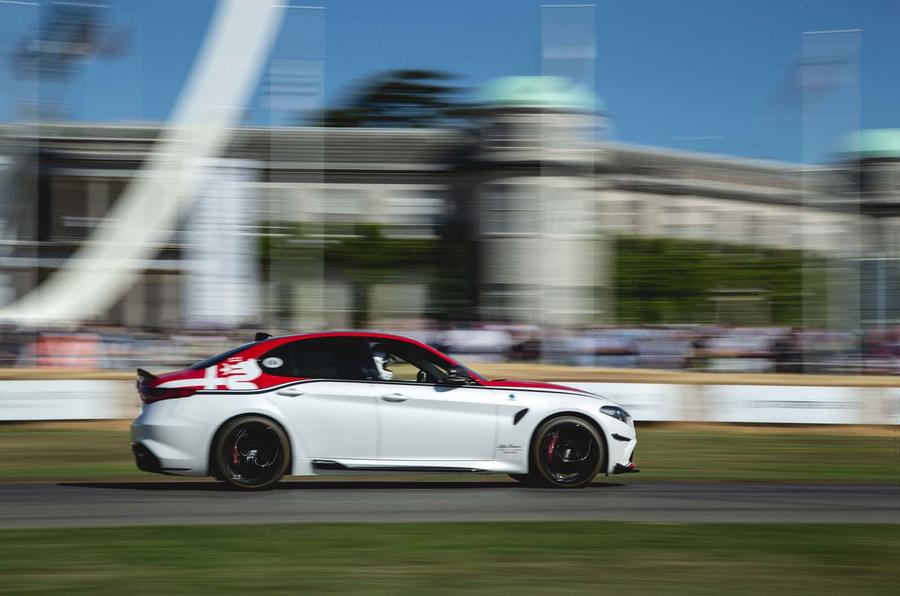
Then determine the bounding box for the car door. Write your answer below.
[369,339,498,462]
[259,337,378,460]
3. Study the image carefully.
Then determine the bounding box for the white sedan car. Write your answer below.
[132,332,638,489]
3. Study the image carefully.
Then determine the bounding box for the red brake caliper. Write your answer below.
[231,446,240,465]
[546,432,559,461]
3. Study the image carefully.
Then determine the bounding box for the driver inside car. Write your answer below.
[372,349,394,381]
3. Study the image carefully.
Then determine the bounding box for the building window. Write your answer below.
[386,189,444,237]
[746,213,763,245]
[49,176,89,241]
[324,188,364,236]
[482,183,539,235]
[482,283,538,318]
[662,205,681,237]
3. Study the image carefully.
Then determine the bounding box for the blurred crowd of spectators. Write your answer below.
[432,324,900,375]
[2,322,900,375]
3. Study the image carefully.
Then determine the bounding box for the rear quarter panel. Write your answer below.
[172,391,313,476]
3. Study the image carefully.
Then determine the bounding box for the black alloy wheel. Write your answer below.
[527,416,604,488]
[214,416,290,490]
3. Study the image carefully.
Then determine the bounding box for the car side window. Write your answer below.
[259,338,374,380]
[368,340,451,383]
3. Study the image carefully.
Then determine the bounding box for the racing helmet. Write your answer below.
[372,349,394,381]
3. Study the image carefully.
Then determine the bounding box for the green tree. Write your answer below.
[314,69,467,128]
[613,236,828,326]
[325,224,438,327]
[260,222,439,327]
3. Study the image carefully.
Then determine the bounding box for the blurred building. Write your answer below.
[0,76,896,330]
[839,129,900,327]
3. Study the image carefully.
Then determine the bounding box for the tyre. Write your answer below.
[527,416,604,488]
[213,416,290,490]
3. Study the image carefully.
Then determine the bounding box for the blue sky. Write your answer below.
[2,0,899,163]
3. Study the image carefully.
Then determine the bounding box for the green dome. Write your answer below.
[479,76,601,112]
[838,129,900,159]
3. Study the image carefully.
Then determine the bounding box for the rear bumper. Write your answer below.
[130,400,212,476]
[131,442,164,474]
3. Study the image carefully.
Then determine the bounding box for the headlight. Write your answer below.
[600,405,632,425]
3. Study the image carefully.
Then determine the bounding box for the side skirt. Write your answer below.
[312,460,492,474]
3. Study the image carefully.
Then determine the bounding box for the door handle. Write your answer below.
[381,393,409,403]
[277,387,305,397]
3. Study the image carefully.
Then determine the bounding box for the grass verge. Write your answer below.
[0,522,898,595]
[0,422,897,484]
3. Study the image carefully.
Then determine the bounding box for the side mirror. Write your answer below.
[443,365,471,385]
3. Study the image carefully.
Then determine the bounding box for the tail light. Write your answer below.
[137,369,196,404]
[139,385,197,404]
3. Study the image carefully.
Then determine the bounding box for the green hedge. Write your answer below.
[614,236,829,326]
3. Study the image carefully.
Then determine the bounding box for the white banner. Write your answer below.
[705,385,861,425]
[0,379,894,424]
[565,382,682,422]
[0,380,136,421]
[881,388,900,426]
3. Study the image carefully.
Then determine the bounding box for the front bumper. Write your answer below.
[613,462,640,474]
[606,426,638,475]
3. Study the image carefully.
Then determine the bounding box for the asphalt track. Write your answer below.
[0,479,898,528]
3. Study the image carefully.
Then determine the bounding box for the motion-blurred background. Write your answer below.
[0,4,898,594]
[0,0,896,377]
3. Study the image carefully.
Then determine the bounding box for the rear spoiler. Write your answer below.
[136,368,157,381]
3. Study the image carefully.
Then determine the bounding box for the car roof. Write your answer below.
[266,331,423,343]
[255,331,461,365]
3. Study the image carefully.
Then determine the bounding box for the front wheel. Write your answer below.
[526,416,604,488]
[213,416,290,490]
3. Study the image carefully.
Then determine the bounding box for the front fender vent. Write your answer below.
[513,408,529,425]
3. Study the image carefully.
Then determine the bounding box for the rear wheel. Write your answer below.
[213,416,290,490]
[527,416,604,488]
